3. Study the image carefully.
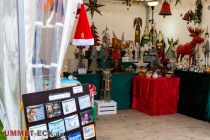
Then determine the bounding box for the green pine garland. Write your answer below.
[194,0,203,24]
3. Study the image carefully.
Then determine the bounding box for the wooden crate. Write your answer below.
[94,100,117,115]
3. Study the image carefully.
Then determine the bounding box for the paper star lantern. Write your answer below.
[84,0,105,18]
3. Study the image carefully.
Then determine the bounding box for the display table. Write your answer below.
[132,76,180,116]
[175,70,210,122]
[63,72,135,110]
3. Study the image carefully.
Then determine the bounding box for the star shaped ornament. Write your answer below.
[84,0,105,18]
[175,0,181,6]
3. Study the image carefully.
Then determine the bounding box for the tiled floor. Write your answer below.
[96,109,210,140]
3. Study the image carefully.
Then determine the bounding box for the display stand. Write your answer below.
[22,84,96,140]
[94,100,117,115]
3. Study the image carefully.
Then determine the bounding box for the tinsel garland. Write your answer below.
[194,0,203,24]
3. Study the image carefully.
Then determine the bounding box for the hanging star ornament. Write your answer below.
[84,0,105,18]
[175,0,181,6]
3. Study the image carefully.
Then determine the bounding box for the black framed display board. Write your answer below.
[22,84,96,140]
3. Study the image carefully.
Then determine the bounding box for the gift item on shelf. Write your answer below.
[89,47,99,74]
[167,58,178,73]
[68,59,88,73]
[112,47,121,71]
[134,17,142,45]
[102,26,111,47]
[166,38,179,60]
[152,71,159,78]
[91,22,101,46]
[99,43,109,69]
[202,27,210,67]
[177,27,204,66]
[149,25,158,49]
[100,69,112,101]
[140,26,150,47]
[156,31,167,66]
[128,41,134,61]
[145,71,153,78]
[134,42,140,61]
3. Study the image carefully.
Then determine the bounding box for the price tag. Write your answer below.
[49,92,70,101]
[73,86,83,94]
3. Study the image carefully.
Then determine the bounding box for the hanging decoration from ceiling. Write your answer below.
[122,0,132,7]
[159,0,172,18]
[194,0,203,24]
[182,10,195,24]
[175,0,181,6]
[122,0,141,10]
[84,0,105,18]
[134,17,142,45]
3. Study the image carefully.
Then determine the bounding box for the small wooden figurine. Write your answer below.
[134,17,142,45]
[166,38,179,59]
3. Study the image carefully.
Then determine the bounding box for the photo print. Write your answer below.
[78,95,91,110]
[45,102,62,118]
[29,123,48,140]
[26,104,45,123]
[62,98,77,115]
[64,114,80,131]
[48,119,66,137]
[83,124,95,140]
[80,110,93,126]
[68,132,82,140]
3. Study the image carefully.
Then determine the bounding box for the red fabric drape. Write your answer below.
[132,76,180,116]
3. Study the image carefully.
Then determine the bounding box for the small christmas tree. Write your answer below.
[91,22,101,46]
[102,26,111,47]
[89,47,99,74]
[86,22,101,58]
[99,44,109,69]
[112,47,121,70]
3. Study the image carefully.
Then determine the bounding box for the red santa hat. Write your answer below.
[73,4,94,46]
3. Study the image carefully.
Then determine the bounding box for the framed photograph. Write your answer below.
[78,95,91,110]
[48,119,66,137]
[68,132,82,140]
[64,114,80,131]
[72,86,83,94]
[45,102,62,118]
[80,110,93,126]
[83,124,95,140]
[26,104,45,123]
[29,124,48,140]
[62,98,77,115]
[55,136,67,140]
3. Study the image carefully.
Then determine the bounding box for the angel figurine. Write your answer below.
[134,17,142,45]
[134,42,140,61]
[166,38,179,59]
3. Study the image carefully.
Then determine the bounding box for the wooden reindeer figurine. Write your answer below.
[177,27,204,65]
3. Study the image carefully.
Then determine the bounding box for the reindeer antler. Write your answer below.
[188,26,204,37]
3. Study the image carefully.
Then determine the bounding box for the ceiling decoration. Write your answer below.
[84,0,105,18]
[175,0,181,6]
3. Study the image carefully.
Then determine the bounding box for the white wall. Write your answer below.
[63,2,147,66]
[153,1,210,46]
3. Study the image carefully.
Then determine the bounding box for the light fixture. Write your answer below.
[147,1,159,7]
[147,1,159,48]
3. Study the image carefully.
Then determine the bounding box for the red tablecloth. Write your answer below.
[132,76,180,116]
